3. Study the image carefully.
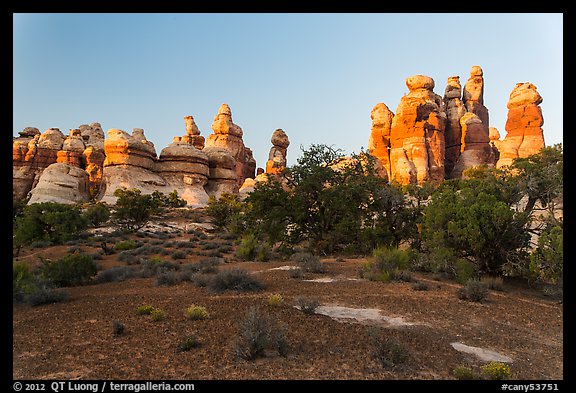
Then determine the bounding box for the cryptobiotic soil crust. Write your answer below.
[12,216,563,380]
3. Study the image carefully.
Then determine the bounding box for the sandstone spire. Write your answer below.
[266,129,290,175]
[443,76,467,178]
[367,103,393,181]
[389,75,446,185]
[496,82,545,168]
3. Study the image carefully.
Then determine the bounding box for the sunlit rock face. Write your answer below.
[204,103,255,187]
[13,127,65,200]
[496,82,545,168]
[389,75,446,185]
[266,129,290,175]
[98,128,168,204]
[367,103,393,182]
[463,65,489,130]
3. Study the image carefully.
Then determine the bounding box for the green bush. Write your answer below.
[14,202,88,249]
[180,336,201,351]
[39,253,97,287]
[150,308,166,321]
[480,362,511,380]
[83,202,110,228]
[359,247,415,282]
[453,365,482,380]
[136,305,155,315]
[13,262,35,302]
[115,240,137,251]
[267,293,284,307]
[236,233,266,261]
[185,305,210,320]
[205,193,244,230]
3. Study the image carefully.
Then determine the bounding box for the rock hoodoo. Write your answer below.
[266,129,290,175]
[389,75,446,185]
[205,104,255,187]
[496,82,545,168]
[367,103,393,181]
[14,66,550,206]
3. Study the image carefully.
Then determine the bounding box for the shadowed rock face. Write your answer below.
[157,141,210,208]
[389,75,446,185]
[27,162,90,205]
[203,146,239,198]
[443,76,467,178]
[496,82,545,168]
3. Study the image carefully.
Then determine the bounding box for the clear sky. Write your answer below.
[13,13,563,168]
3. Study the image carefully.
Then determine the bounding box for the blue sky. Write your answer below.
[13,13,563,168]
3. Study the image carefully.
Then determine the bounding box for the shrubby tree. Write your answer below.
[13,202,88,251]
[421,179,532,275]
[112,188,166,231]
[245,144,417,254]
[83,202,111,228]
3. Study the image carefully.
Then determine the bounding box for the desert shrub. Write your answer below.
[112,320,125,335]
[91,252,104,260]
[155,270,179,286]
[185,305,209,320]
[455,259,476,284]
[171,250,187,260]
[117,251,139,265]
[290,252,326,273]
[295,296,320,315]
[480,276,504,291]
[267,293,284,307]
[190,273,211,288]
[150,308,166,321]
[234,307,288,360]
[83,202,110,228]
[369,329,410,369]
[115,240,137,251]
[453,365,482,380]
[95,266,137,283]
[289,267,303,279]
[136,305,155,315]
[26,279,69,306]
[208,269,264,292]
[198,257,221,273]
[40,253,97,287]
[30,240,53,249]
[411,281,429,291]
[13,262,35,302]
[358,246,415,282]
[480,362,511,380]
[457,280,489,302]
[180,336,201,351]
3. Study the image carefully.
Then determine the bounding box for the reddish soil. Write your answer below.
[12,214,563,380]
